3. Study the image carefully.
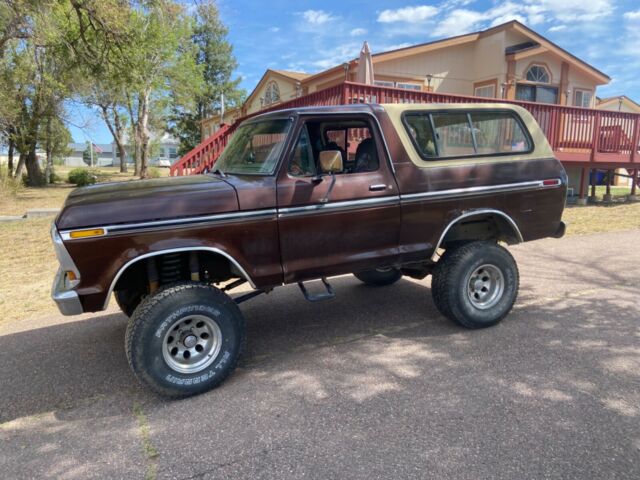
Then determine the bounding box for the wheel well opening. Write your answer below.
[113,250,245,296]
[439,214,521,250]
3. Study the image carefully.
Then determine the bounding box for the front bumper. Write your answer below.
[52,268,84,316]
[51,223,84,316]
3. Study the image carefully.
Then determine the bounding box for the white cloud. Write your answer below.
[548,24,567,32]
[269,27,280,33]
[300,10,336,25]
[432,9,485,36]
[623,10,640,20]
[350,28,367,36]
[379,42,413,52]
[431,0,613,37]
[524,0,613,22]
[377,5,439,23]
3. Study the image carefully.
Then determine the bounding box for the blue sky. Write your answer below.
[68,0,640,143]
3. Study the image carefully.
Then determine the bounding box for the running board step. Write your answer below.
[297,278,335,302]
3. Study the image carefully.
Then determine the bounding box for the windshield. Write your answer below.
[214,118,291,175]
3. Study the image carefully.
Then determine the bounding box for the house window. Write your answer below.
[169,147,178,159]
[574,89,592,108]
[474,84,496,98]
[516,84,558,104]
[396,82,422,91]
[374,80,395,87]
[264,81,280,106]
[525,64,551,83]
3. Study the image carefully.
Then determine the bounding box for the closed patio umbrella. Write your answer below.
[356,41,374,85]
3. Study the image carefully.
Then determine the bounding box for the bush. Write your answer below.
[68,168,98,186]
[0,165,23,196]
[147,167,161,178]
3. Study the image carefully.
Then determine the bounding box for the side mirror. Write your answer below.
[318,150,343,174]
[317,150,342,204]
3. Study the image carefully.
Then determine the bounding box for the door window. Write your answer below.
[289,126,317,177]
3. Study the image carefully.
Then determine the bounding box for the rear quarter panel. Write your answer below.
[376,104,566,262]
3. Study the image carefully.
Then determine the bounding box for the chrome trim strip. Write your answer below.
[400,180,549,203]
[60,209,277,240]
[278,195,399,217]
[431,209,524,261]
[103,247,257,310]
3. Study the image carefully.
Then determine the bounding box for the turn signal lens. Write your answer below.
[66,271,77,281]
[69,228,105,239]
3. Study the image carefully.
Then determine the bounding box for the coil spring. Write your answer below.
[160,253,182,283]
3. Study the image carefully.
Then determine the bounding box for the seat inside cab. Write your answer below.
[288,118,380,177]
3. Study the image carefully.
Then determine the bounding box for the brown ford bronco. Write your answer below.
[51,103,567,397]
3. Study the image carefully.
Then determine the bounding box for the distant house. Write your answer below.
[201,20,611,139]
[597,95,640,114]
[63,133,181,167]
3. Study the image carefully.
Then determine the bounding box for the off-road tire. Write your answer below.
[431,241,519,329]
[354,268,402,286]
[115,289,145,317]
[125,282,245,398]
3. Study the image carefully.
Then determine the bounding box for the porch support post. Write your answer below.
[559,62,569,105]
[589,169,597,202]
[576,167,588,205]
[603,169,612,202]
[506,59,516,100]
[630,169,638,201]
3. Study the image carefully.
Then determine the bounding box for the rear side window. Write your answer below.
[403,110,531,159]
[471,112,530,154]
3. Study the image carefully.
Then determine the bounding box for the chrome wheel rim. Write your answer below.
[162,315,222,374]
[466,264,505,310]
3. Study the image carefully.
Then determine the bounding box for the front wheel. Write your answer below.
[125,282,245,398]
[354,267,402,286]
[431,242,519,329]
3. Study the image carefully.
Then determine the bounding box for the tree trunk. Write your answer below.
[14,152,26,178]
[7,137,14,177]
[44,116,53,184]
[113,110,127,173]
[100,103,129,174]
[138,90,150,179]
[126,95,141,176]
[25,146,43,186]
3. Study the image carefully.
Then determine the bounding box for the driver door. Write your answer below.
[276,115,401,284]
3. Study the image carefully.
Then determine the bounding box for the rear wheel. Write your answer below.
[354,267,402,286]
[125,282,245,398]
[431,241,519,329]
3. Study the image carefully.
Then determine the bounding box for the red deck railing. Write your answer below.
[171,81,640,176]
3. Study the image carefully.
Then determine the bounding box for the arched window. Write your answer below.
[525,65,550,83]
[264,81,280,105]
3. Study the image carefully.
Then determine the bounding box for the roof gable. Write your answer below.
[369,20,609,84]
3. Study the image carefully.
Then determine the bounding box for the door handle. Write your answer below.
[369,184,387,191]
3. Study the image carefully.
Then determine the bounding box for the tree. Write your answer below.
[42,116,71,183]
[169,0,245,155]
[123,1,200,178]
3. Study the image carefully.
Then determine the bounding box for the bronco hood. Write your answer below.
[56,175,239,230]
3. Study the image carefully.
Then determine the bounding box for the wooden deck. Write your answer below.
[171,81,640,178]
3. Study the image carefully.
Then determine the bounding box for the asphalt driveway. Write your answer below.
[1,230,639,479]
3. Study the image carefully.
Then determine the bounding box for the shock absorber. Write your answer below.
[160,253,182,284]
